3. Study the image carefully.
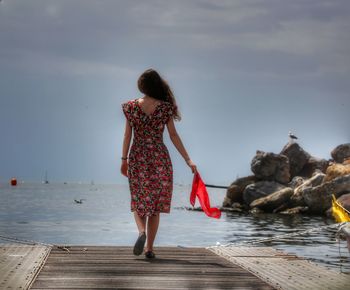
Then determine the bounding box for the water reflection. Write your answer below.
[220,212,349,272]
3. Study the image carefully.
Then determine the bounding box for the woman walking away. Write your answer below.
[121,69,197,259]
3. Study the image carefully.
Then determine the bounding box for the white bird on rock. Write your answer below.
[289,131,298,142]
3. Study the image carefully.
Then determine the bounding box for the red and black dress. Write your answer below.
[122,99,174,217]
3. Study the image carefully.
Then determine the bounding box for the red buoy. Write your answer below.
[10,178,17,186]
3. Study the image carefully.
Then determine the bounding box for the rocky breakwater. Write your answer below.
[223,142,350,215]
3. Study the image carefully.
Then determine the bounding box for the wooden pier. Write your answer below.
[1,243,349,289]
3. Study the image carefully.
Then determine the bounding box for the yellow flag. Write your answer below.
[332,194,350,223]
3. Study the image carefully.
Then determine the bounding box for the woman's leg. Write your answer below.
[133,212,146,234]
[145,213,160,251]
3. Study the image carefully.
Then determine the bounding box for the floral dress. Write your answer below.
[122,99,174,217]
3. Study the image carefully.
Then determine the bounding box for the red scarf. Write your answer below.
[190,172,221,219]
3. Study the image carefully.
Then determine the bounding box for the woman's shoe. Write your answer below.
[133,232,146,256]
[145,250,156,259]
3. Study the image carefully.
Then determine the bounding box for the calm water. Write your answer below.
[0,182,349,272]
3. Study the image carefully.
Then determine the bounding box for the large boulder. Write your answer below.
[280,142,310,177]
[243,181,286,205]
[291,173,326,206]
[251,151,290,184]
[331,143,350,163]
[225,175,257,204]
[324,163,350,182]
[302,174,350,213]
[299,157,329,178]
[250,187,294,212]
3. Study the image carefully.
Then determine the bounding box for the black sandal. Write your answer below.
[133,232,146,256]
[145,250,156,259]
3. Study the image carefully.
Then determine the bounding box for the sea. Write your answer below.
[0,182,349,272]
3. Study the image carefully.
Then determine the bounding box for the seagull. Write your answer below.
[289,131,298,142]
[74,199,85,204]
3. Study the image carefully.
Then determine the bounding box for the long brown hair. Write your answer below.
[137,69,181,121]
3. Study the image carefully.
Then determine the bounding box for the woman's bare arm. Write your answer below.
[120,120,132,177]
[166,118,197,173]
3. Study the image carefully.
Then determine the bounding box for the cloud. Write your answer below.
[0,0,349,82]
[0,49,137,78]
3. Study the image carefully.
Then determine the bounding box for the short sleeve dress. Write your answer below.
[122,99,174,217]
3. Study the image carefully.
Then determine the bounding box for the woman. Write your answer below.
[121,69,197,259]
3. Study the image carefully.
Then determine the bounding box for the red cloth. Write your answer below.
[190,172,221,219]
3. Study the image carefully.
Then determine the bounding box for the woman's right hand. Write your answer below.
[120,160,128,177]
[186,159,197,174]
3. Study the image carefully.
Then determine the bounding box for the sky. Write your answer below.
[0,0,349,185]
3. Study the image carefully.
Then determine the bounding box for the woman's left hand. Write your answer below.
[186,159,197,174]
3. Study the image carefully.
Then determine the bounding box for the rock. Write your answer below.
[331,143,350,163]
[225,186,239,204]
[222,196,232,207]
[226,175,257,203]
[344,158,350,165]
[303,174,350,213]
[324,163,350,182]
[288,176,305,189]
[273,203,290,213]
[251,151,290,184]
[336,193,350,212]
[231,202,244,209]
[249,207,265,214]
[243,181,286,205]
[220,206,243,213]
[299,157,329,178]
[220,203,244,213]
[325,207,333,217]
[291,173,326,206]
[312,169,324,176]
[250,187,294,212]
[280,142,310,177]
[279,206,309,215]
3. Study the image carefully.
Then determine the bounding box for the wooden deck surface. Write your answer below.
[0,243,51,290]
[30,246,274,289]
[210,246,350,290]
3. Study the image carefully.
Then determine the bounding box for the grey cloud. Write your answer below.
[1,0,349,80]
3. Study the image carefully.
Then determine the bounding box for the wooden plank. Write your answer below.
[209,246,350,290]
[31,246,274,289]
[0,243,51,290]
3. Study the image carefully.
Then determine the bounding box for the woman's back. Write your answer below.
[122,99,174,142]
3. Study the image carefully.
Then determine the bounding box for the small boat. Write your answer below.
[10,178,17,186]
[332,194,350,223]
[43,170,49,184]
